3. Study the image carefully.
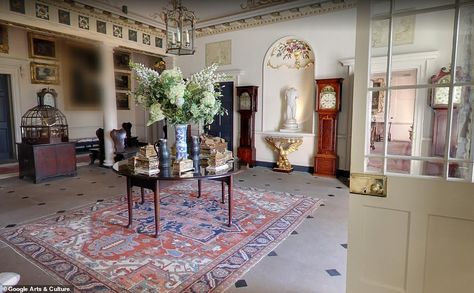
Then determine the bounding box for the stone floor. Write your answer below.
[0,165,349,293]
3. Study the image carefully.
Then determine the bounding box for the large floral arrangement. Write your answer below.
[130,63,226,126]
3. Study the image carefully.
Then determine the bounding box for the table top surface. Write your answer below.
[113,159,242,180]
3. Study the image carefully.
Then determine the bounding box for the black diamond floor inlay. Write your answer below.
[60,188,66,191]
[341,244,348,249]
[320,203,326,206]
[326,269,341,276]
[57,210,65,214]
[336,186,342,189]
[5,224,16,228]
[307,215,314,219]
[291,230,298,235]
[235,279,248,288]
[267,251,278,256]
[7,191,14,193]
[91,182,97,184]
[252,174,257,177]
[97,199,104,202]
[22,196,29,199]
[328,194,335,197]
[76,193,84,196]
[239,180,244,182]
[38,203,46,206]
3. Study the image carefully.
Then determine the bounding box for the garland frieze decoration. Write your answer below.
[267,39,314,70]
[240,0,293,10]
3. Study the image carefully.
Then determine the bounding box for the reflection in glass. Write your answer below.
[456,4,474,83]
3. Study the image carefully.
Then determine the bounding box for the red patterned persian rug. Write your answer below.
[0,181,321,292]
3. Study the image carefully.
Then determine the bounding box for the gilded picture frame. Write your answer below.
[115,72,131,90]
[28,33,57,60]
[116,92,130,110]
[30,62,60,85]
[0,25,9,53]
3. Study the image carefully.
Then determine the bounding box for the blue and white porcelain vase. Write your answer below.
[174,124,188,161]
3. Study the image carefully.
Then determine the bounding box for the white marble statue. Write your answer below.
[281,87,301,132]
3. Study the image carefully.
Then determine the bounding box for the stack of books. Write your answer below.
[200,135,228,156]
[129,145,160,175]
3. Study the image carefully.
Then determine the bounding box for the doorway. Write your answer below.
[207,81,234,151]
[0,74,14,162]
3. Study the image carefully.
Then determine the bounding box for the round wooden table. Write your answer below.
[113,160,242,238]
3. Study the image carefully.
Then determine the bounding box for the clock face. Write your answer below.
[239,92,251,110]
[43,93,56,107]
[319,88,337,110]
[433,75,462,106]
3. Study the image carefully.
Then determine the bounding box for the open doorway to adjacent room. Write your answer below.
[0,73,15,163]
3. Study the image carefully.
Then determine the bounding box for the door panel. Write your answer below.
[348,2,474,293]
[0,74,13,160]
[207,81,234,150]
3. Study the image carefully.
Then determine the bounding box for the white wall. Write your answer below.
[176,8,358,169]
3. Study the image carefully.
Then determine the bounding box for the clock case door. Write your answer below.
[236,86,258,167]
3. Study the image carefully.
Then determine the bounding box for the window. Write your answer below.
[365,0,474,181]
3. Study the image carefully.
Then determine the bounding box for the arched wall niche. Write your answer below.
[262,36,315,134]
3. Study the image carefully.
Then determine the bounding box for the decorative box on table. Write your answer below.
[129,145,160,175]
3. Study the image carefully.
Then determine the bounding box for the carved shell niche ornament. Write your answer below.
[267,39,314,70]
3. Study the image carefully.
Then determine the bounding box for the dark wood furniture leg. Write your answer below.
[197,179,202,198]
[221,180,225,204]
[140,187,145,204]
[126,177,133,229]
[228,175,233,227]
[154,181,160,238]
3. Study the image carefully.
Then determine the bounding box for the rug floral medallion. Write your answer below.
[0,181,321,292]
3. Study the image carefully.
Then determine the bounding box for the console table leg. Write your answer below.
[228,175,233,227]
[140,187,145,204]
[154,181,160,238]
[126,177,133,229]
[221,181,225,204]
[197,179,202,198]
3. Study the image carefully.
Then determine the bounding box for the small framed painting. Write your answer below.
[0,25,9,53]
[9,0,25,14]
[115,72,131,90]
[113,51,131,70]
[30,62,60,85]
[28,33,57,60]
[116,92,130,110]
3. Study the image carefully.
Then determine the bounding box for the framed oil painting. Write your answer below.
[115,72,131,90]
[63,42,102,110]
[116,92,130,110]
[113,51,131,70]
[28,33,57,60]
[30,62,59,85]
[0,25,9,53]
[206,40,231,66]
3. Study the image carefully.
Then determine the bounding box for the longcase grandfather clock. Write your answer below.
[314,78,343,177]
[237,86,258,167]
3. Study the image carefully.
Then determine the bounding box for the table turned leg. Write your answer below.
[140,187,145,204]
[154,181,160,238]
[126,177,133,229]
[198,179,202,198]
[221,180,225,204]
[228,175,233,227]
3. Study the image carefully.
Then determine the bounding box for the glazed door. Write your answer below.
[0,74,13,161]
[347,2,474,293]
[207,81,234,151]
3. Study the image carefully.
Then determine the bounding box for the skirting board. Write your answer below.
[254,161,350,177]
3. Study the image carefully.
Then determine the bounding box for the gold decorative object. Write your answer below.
[349,173,387,197]
[139,144,157,158]
[265,136,303,173]
[172,158,194,176]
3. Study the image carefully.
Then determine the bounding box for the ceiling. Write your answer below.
[77,0,325,29]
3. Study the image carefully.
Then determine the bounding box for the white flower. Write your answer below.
[160,68,182,82]
[136,95,147,105]
[176,97,185,107]
[147,103,165,126]
[167,83,186,106]
[202,91,216,107]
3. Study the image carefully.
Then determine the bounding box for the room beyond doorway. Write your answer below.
[0,73,14,162]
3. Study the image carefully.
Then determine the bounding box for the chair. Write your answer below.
[110,128,137,162]
[122,122,139,147]
[89,128,104,165]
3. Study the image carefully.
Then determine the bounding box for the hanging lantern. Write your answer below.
[164,0,195,56]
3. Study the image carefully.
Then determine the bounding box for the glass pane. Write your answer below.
[394,0,454,12]
[422,160,446,176]
[387,158,411,173]
[456,4,474,83]
[371,0,390,17]
[449,162,473,180]
[366,157,384,173]
[386,88,415,157]
[369,90,387,156]
[450,86,473,159]
[390,9,455,86]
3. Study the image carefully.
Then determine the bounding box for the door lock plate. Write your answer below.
[350,173,387,197]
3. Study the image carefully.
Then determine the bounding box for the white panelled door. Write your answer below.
[347,1,474,293]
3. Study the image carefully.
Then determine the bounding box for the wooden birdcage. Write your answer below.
[21,105,69,144]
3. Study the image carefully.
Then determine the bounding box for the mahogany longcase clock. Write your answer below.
[314,78,343,177]
[237,86,258,167]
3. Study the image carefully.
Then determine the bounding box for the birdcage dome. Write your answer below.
[21,105,69,144]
